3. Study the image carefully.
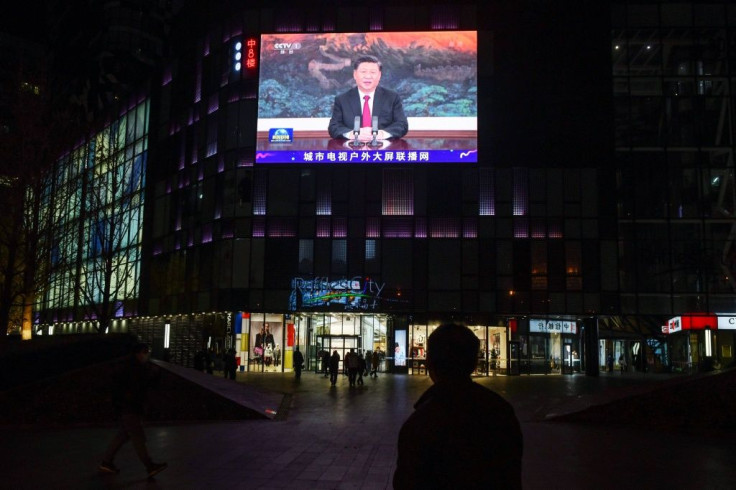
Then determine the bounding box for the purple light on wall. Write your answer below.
[383,218,413,238]
[463,218,477,238]
[252,218,266,237]
[316,217,331,238]
[202,223,213,243]
[513,168,528,216]
[178,138,185,170]
[175,209,182,231]
[366,217,381,238]
[369,11,383,31]
[548,221,563,239]
[208,94,219,114]
[153,241,163,255]
[514,218,529,238]
[415,217,427,238]
[383,169,414,216]
[268,218,296,238]
[316,188,331,216]
[203,36,210,57]
[194,60,202,103]
[431,6,459,29]
[238,156,253,167]
[253,171,267,215]
[275,11,303,32]
[479,168,495,216]
[430,218,459,238]
[191,136,198,164]
[218,155,225,173]
[531,219,546,238]
[332,217,347,238]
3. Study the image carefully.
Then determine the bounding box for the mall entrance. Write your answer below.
[309,313,390,372]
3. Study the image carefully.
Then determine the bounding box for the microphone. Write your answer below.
[349,116,362,148]
[368,116,381,147]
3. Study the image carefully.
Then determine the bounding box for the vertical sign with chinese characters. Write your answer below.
[246,38,258,71]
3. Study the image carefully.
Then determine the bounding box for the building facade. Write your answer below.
[32,1,736,375]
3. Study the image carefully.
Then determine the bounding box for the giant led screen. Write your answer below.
[257,31,477,164]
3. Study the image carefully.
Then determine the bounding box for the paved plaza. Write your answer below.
[3,368,735,489]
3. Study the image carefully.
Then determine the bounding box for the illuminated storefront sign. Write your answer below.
[665,314,718,333]
[529,319,577,334]
[717,316,736,330]
[289,276,385,311]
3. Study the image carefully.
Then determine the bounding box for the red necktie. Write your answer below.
[361,95,371,128]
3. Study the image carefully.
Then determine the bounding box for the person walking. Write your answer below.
[99,343,167,478]
[293,347,305,380]
[357,351,366,385]
[393,324,522,489]
[329,350,340,386]
[371,350,380,378]
[223,348,237,380]
[345,348,360,386]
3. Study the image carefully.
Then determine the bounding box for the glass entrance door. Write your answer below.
[316,335,360,372]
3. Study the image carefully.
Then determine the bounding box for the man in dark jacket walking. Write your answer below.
[393,324,523,490]
[293,346,305,380]
[328,350,340,386]
[99,343,167,478]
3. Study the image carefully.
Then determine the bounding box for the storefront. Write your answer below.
[408,322,509,376]
[233,311,392,373]
[665,313,734,372]
[524,318,581,375]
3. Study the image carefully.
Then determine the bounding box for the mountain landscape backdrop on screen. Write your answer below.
[258,32,477,119]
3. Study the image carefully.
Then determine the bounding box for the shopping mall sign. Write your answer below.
[288,276,385,311]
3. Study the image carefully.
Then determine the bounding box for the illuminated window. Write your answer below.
[253,170,267,215]
[291,243,312,278]
[332,217,347,238]
[332,240,347,272]
[268,218,296,237]
[383,169,414,216]
[463,218,477,238]
[513,168,528,216]
[316,187,332,215]
[514,218,529,238]
[383,217,413,238]
[430,218,459,238]
[479,168,495,216]
[365,240,377,260]
[316,217,331,238]
[366,217,381,238]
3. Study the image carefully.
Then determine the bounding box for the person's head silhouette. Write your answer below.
[426,324,479,382]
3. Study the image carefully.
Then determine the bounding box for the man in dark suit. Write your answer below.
[328,55,408,141]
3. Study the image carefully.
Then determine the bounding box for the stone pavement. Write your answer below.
[3,369,735,489]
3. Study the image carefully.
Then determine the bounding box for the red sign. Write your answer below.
[246,38,257,70]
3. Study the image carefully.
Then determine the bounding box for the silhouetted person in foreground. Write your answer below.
[99,343,167,478]
[293,346,304,380]
[393,324,523,490]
